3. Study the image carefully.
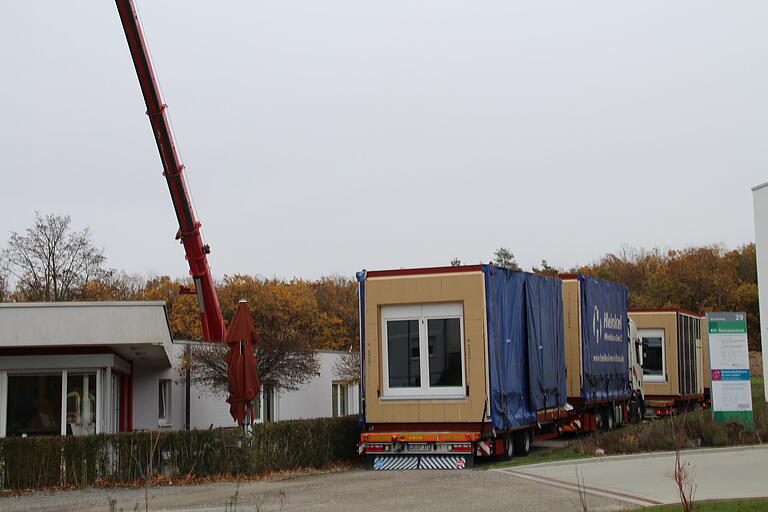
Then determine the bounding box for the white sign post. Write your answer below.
[706,312,754,430]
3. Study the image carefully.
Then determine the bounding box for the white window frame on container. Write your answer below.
[381,303,466,399]
[639,328,666,383]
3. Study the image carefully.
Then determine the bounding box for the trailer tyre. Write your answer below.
[503,434,515,460]
[605,407,615,431]
[513,430,531,457]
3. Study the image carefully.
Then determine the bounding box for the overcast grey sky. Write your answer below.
[2,1,767,280]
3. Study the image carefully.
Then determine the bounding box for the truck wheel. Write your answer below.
[513,430,531,457]
[503,434,515,460]
[605,407,615,430]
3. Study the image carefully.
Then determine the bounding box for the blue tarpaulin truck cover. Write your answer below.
[483,266,565,431]
[578,275,630,402]
[526,274,566,411]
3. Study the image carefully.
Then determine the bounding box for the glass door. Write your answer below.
[66,373,97,436]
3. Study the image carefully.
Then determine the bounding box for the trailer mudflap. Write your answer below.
[371,455,471,470]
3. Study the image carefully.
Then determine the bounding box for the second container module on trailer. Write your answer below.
[558,274,644,432]
[629,309,705,416]
[356,264,568,470]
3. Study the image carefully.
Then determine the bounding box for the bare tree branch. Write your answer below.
[189,337,320,393]
[333,351,360,382]
[2,213,106,301]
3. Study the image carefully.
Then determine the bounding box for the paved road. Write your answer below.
[498,445,768,507]
[0,466,626,512]
[4,445,763,512]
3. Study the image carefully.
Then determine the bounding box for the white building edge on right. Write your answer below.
[751,181,768,402]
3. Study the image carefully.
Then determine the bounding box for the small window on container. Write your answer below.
[381,303,466,398]
[640,329,665,383]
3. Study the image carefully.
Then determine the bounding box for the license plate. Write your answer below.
[408,443,430,451]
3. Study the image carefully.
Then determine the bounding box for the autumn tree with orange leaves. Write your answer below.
[578,244,760,350]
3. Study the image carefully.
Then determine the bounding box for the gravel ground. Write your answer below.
[0,466,630,512]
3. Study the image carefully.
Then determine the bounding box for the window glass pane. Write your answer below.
[7,374,62,437]
[387,319,420,388]
[427,318,462,387]
[112,374,120,433]
[332,383,339,418]
[340,384,348,415]
[159,380,170,422]
[66,373,96,436]
[253,394,261,420]
[642,336,664,377]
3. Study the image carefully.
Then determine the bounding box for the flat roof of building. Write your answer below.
[0,301,173,366]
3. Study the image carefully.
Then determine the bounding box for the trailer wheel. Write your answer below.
[605,407,615,430]
[630,395,645,423]
[503,434,515,460]
[513,430,531,457]
[594,410,604,431]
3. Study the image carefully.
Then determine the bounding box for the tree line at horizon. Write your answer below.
[1,213,762,353]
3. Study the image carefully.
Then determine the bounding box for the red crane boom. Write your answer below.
[115,0,225,341]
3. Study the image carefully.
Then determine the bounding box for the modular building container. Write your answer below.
[628,309,704,415]
[559,275,637,431]
[356,265,566,470]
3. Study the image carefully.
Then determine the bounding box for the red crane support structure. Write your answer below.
[115,0,225,342]
[115,0,260,425]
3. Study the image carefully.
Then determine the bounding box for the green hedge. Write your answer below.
[0,415,360,490]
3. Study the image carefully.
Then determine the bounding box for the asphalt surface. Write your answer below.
[498,445,768,507]
[4,445,764,511]
[0,465,627,512]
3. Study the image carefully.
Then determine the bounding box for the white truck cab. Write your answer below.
[628,317,646,421]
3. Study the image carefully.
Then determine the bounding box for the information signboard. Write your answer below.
[706,312,754,429]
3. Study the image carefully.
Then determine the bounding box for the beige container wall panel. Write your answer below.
[562,280,583,399]
[701,321,711,389]
[630,312,679,397]
[363,272,487,424]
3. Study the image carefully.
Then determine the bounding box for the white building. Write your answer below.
[0,301,359,438]
[187,350,359,429]
[752,182,768,401]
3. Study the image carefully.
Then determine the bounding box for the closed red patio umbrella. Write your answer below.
[225,300,261,425]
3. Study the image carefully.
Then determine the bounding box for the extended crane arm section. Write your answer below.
[116,0,225,341]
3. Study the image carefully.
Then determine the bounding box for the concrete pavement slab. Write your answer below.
[496,445,768,507]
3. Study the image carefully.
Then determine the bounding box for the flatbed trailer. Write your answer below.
[361,408,566,469]
[357,265,568,469]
